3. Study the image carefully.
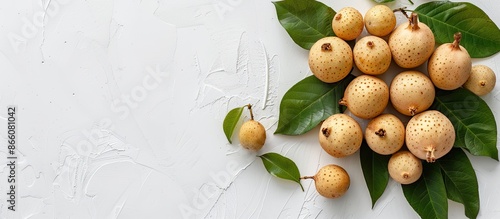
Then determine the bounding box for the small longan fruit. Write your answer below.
[319,114,363,158]
[463,65,496,96]
[364,5,396,37]
[365,114,405,155]
[239,120,266,151]
[353,36,392,75]
[332,7,364,41]
[388,151,423,184]
[308,164,350,198]
[340,75,389,119]
[308,37,353,83]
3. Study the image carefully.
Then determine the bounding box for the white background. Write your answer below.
[1,0,499,218]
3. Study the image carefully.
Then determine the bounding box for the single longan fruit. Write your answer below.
[340,75,389,119]
[388,151,423,184]
[238,120,266,151]
[364,5,396,37]
[406,110,455,163]
[308,37,353,83]
[428,32,471,90]
[463,65,496,96]
[319,114,363,158]
[311,164,350,198]
[353,36,392,75]
[332,7,364,41]
[365,114,405,155]
[390,71,435,116]
[389,13,435,68]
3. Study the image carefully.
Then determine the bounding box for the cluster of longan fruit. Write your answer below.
[236,4,496,199]
[307,5,497,198]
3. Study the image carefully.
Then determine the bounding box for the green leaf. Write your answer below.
[273,0,336,50]
[415,1,500,58]
[360,140,390,208]
[430,88,498,160]
[223,106,244,144]
[402,162,448,219]
[259,152,304,191]
[275,74,355,135]
[437,148,480,219]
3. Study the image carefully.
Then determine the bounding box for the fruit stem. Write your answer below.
[425,145,436,163]
[322,127,331,138]
[367,41,374,48]
[452,32,462,50]
[375,128,386,137]
[480,81,487,87]
[335,13,342,21]
[409,107,417,116]
[246,104,254,120]
[338,98,347,106]
[321,43,332,51]
[393,7,409,19]
[300,176,315,180]
[402,172,410,179]
[410,12,420,31]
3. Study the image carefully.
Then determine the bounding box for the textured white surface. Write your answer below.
[0,0,499,218]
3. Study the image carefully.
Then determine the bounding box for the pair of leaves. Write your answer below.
[275,0,500,58]
[362,147,479,219]
[402,148,479,219]
[223,108,305,190]
[275,74,355,135]
[415,1,500,58]
[223,106,305,189]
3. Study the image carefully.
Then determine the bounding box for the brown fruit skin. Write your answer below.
[390,71,435,116]
[309,37,353,83]
[314,164,350,198]
[428,33,472,90]
[388,151,423,184]
[353,36,392,75]
[332,7,364,41]
[340,75,389,119]
[406,110,455,163]
[365,114,405,155]
[388,13,435,68]
[319,114,363,158]
[463,65,496,96]
[364,5,396,37]
[238,120,266,151]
